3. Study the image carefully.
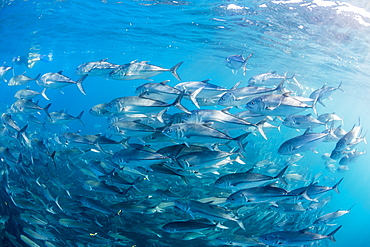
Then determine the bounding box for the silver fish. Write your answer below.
[246,93,317,116]
[282,114,325,130]
[278,129,328,155]
[309,82,343,107]
[47,110,84,126]
[248,71,295,87]
[258,225,342,246]
[38,71,88,96]
[8,73,40,86]
[14,88,48,100]
[76,58,119,76]
[109,60,183,81]
[215,166,288,191]
[0,65,12,82]
[225,53,253,75]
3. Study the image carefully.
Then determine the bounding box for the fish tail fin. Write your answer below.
[312,95,318,117]
[338,81,344,92]
[76,111,85,126]
[43,103,52,119]
[236,219,245,230]
[131,176,143,193]
[170,62,183,81]
[216,222,229,230]
[235,132,251,153]
[172,90,190,113]
[327,225,342,243]
[255,119,268,140]
[333,178,344,194]
[274,165,289,185]
[34,73,41,81]
[76,74,88,95]
[41,88,49,100]
[276,78,286,93]
[242,53,253,76]
[190,86,203,109]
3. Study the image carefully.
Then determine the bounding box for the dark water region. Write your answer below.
[0,0,369,246]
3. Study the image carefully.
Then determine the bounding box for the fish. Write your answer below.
[75,58,120,76]
[278,129,328,155]
[162,220,225,233]
[47,110,84,126]
[162,122,251,150]
[89,103,112,117]
[112,147,170,167]
[8,73,40,86]
[313,204,355,225]
[258,225,342,246]
[282,114,325,130]
[37,71,88,96]
[11,100,51,119]
[310,82,344,107]
[0,65,12,82]
[218,79,285,107]
[109,60,183,81]
[248,72,296,87]
[174,199,245,229]
[246,93,317,116]
[215,166,289,191]
[106,91,189,114]
[226,183,293,205]
[14,88,49,100]
[225,53,253,75]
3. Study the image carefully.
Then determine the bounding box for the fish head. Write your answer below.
[218,92,236,106]
[173,199,190,212]
[75,63,89,76]
[214,177,228,189]
[245,97,264,113]
[226,191,247,205]
[182,111,202,123]
[258,233,281,245]
[278,141,293,155]
[162,125,184,140]
[282,115,295,128]
[135,84,147,96]
[106,99,122,113]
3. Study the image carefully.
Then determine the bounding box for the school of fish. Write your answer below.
[0,55,366,247]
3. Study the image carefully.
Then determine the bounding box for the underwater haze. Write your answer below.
[0,0,369,246]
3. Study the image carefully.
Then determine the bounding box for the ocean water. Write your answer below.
[0,0,369,246]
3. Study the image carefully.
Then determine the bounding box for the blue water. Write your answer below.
[0,0,369,246]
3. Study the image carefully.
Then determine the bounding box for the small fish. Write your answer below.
[282,114,325,130]
[0,65,12,82]
[47,110,84,126]
[225,53,253,75]
[309,82,344,107]
[89,103,112,117]
[109,60,183,81]
[248,72,296,87]
[76,58,120,76]
[38,71,88,96]
[259,225,342,246]
[8,73,40,86]
[313,204,354,225]
[14,88,49,100]
[278,129,328,155]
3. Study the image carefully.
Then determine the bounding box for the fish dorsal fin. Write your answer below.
[271,71,277,74]
[230,80,242,90]
[57,70,63,74]
[130,59,138,64]
[283,92,292,97]
[265,182,278,187]
[221,107,232,114]
[306,113,312,117]
[160,80,170,85]
[245,168,254,173]
[303,128,312,135]
[202,79,211,83]
[100,58,108,62]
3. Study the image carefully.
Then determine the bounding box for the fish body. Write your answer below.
[225,53,253,75]
[38,71,87,95]
[8,73,40,86]
[310,82,343,107]
[14,88,48,100]
[218,80,284,107]
[259,226,342,246]
[0,65,12,82]
[289,178,343,201]
[108,120,157,137]
[248,71,291,86]
[246,93,316,116]
[278,130,328,155]
[313,205,353,225]
[135,80,183,102]
[47,111,84,126]
[282,114,325,129]
[76,58,119,76]
[174,199,244,229]
[89,103,111,117]
[11,99,51,119]
[226,184,291,204]
[174,79,228,99]
[109,60,183,81]
[162,220,219,233]
[330,123,363,159]
[112,148,170,167]
[215,166,288,191]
